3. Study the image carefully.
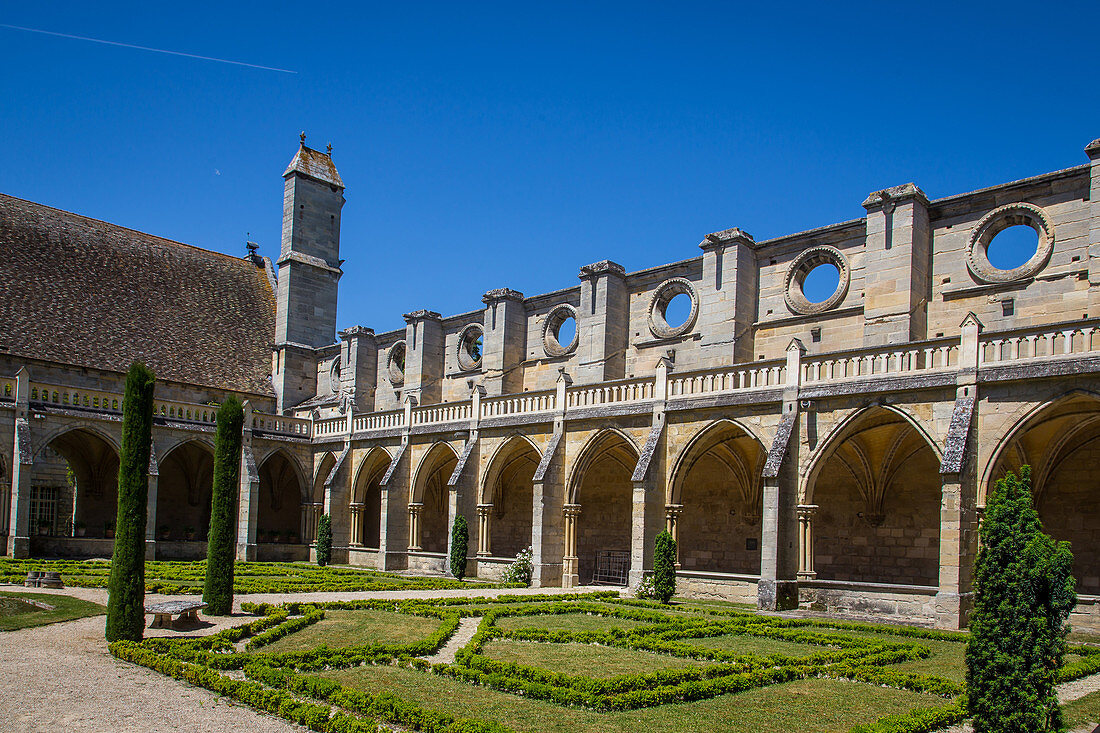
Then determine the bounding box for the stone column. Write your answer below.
[7,368,31,559]
[796,504,817,579]
[628,480,651,588]
[562,503,581,588]
[664,504,683,568]
[349,503,363,546]
[236,401,260,561]
[476,504,492,556]
[481,289,526,396]
[145,445,159,561]
[408,502,423,551]
[576,261,629,383]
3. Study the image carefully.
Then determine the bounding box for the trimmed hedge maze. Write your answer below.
[109,593,1100,733]
[0,559,499,594]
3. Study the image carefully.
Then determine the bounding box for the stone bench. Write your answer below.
[145,600,207,629]
[24,571,64,589]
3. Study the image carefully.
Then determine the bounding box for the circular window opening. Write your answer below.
[663,292,693,329]
[783,246,850,315]
[966,203,1054,284]
[387,341,406,385]
[329,357,341,395]
[457,324,484,371]
[555,317,576,349]
[542,304,579,357]
[801,262,841,304]
[647,278,699,339]
[986,224,1039,271]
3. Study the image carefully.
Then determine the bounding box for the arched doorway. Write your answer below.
[257,451,306,544]
[480,436,538,559]
[986,394,1100,594]
[44,428,120,538]
[807,407,941,586]
[411,443,457,554]
[669,420,766,575]
[306,452,337,544]
[567,430,639,585]
[155,441,214,541]
[351,447,390,549]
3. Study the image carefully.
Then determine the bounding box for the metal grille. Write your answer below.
[30,485,58,535]
[592,550,630,585]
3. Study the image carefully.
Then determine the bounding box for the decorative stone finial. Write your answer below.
[327,143,333,155]
[1086,138,1100,160]
[700,227,755,250]
[299,131,307,146]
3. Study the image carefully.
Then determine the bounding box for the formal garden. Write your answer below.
[101,591,1100,733]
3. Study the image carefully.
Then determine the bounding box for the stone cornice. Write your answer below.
[482,288,525,304]
[862,183,930,211]
[700,227,755,251]
[578,260,626,280]
[403,309,442,323]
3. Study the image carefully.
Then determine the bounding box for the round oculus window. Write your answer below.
[784,246,851,315]
[542,304,579,357]
[647,278,699,339]
[387,341,406,385]
[965,202,1054,284]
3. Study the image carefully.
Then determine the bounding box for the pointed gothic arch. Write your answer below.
[804,405,942,586]
[984,391,1100,594]
[479,435,541,559]
[351,446,392,549]
[411,442,459,554]
[257,449,307,544]
[155,439,215,542]
[668,419,767,575]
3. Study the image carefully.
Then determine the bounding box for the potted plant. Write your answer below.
[104,520,115,539]
[73,520,86,537]
[159,525,170,540]
[184,526,196,541]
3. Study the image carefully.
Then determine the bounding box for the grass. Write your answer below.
[0,558,497,594]
[0,590,106,631]
[321,664,947,733]
[481,639,706,677]
[815,627,968,683]
[1064,689,1100,730]
[496,612,648,633]
[684,633,829,658]
[257,609,442,653]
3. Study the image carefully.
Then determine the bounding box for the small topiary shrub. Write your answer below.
[316,514,332,568]
[105,361,156,643]
[500,547,533,586]
[203,396,244,615]
[966,466,1076,733]
[450,515,469,580]
[652,530,677,604]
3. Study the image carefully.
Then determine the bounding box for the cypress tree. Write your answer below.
[450,515,469,580]
[653,530,677,604]
[105,361,155,642]
[966,466,1076,733]
[316,514,332,567]
[203,396,244,615]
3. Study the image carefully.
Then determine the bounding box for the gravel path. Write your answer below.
[935,672,1100,733]
[0,583,600,732]
[424,616,481,664]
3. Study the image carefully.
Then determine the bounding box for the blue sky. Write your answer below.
[2,2,1097,335]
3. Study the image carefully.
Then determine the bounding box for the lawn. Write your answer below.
[321,664,945,733]
[0,590,106,631]
[0,558,497,594]
[257,608,442,653]
[480,639,706,677]
[1064,689,1100,730]
[108,593,1100,733]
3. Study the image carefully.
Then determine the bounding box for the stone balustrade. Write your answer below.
[801,338,959,385]
[667,361,786,398]
[979,320,1100,365]
[565,376,655,409]
[480,389,556,419]
[251,412,311,437]
[411,402,472,426]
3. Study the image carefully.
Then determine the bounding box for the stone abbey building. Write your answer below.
[3,136,1100,631]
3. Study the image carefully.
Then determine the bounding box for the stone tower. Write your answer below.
[273,135,345,410]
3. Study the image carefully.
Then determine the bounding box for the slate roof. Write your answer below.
[283,144,344,188]
[0,193,276,396]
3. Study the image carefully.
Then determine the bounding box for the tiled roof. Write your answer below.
[0,193,276,396]
[283,144,344,188]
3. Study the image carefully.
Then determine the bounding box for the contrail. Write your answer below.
[0,23,297,74]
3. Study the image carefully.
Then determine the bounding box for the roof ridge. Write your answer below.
[0,192,262,266]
